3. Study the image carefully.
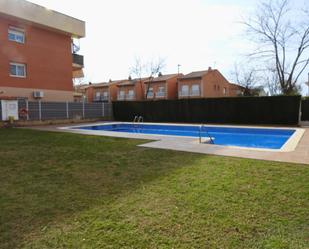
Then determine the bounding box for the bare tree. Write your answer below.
[130,57,145,99]
[130,57,165,99]
[232,63,260,96]
[243,0,309,95]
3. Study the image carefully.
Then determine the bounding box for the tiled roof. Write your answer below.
[145,74,180,83]
[229,83,246,90]
[179,70,210,79]
[117,77,149,86]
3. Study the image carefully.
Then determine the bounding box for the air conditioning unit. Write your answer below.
[33,91,44,98]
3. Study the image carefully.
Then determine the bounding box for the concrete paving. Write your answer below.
[28,122,309,165]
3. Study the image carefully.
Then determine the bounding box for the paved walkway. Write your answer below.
[28,123,309,165]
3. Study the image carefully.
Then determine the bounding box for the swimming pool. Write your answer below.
[71,123,297,150]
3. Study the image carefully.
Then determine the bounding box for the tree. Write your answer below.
[130,57,165,99]
[232,63,260,96]
[243,0,309,95]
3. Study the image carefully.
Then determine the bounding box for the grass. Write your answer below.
[0,129,308,249]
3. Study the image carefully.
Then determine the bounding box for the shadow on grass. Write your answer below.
[0,129,204,248]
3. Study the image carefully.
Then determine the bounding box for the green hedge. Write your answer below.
[113,96,301,125]
[301,99,309,121]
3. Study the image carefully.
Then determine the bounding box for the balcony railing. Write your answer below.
[126,94,135,100]
[190,90,200,96]
[117,95,126,100]
[156,92,166,98]
[179,91,189,97]
[72,53,84,67]
[94,95,109,102]
[179,90,200,97]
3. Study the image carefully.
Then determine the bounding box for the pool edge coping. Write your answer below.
[59,122,305,153]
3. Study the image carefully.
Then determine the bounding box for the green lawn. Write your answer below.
[0,129,308,249]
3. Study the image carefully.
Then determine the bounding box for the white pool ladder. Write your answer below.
[199,125,214,144]
[133,115,143,128]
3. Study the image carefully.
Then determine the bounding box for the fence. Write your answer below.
[113,96,301,125]
[301,99,309,121]
[0,100,112,121]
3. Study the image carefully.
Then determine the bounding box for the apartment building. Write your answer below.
[0,0,85,101]
[178,68,238,98]
[144,73,182,100]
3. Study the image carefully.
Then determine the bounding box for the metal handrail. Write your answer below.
[199,125,214,144]
[137,116,143,123]
[133,115,138,128]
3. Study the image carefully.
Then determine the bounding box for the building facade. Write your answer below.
[144,74,182,100]
[178,68,239,99]
[0,0,85,102]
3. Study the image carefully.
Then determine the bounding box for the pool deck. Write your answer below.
[28,122,309,165]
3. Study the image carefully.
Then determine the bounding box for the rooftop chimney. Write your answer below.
[88,82,92,85]
[158,72,163,77]
[128,75,132,81]
[208,67,212,71]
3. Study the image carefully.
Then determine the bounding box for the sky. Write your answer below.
[28,0,309,94]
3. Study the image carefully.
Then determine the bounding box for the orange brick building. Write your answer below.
[144,73,182,100]
[0,0,85,102]
[178,68,241,98]
[116,78,148,101]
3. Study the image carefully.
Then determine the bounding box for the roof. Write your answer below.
[229,83,246,90]
[74,84,90,90]
[144,74,180,83]
[117,77,149,87]
[179,70,210,80]
[0,0,85,38]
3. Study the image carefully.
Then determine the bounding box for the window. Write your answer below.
[103,91,108,97]
[180,85,189,96]
[146,87,154,98]
[8,27,25,43]
[156,86,165,97]
[10,63,26,77]
[95,92,101,97]
[223,87,227,95]
[118,90,125,100]
[191,84,200,96]
[127,89,135,99]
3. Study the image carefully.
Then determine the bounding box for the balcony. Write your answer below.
[117,94,126,100]
[156,91,166,98]
[179,91,189,97]
[190,90,200,96]
[126,94,135,100]
[94,95,109,102]
[72,53,84,68]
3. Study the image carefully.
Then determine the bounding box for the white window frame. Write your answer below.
[180,85,189,96]
[118,90,125,100]
[10,62,26,78]
[103,91,109,98]
[146,87,154,98]
[223,87,227,95]
[156,86,166,97]
[191,84,200,96]
[8,27,25,44]
[127,89,135,100]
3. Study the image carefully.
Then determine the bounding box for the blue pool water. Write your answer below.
[74,123,295,149]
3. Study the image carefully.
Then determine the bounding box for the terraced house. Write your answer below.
[0,0,85,101]
[178,68,241,98]
[116,77,147,101]
[144,73,182,100]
